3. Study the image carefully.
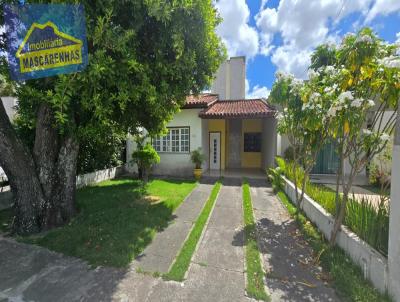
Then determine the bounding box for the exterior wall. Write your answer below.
[208,119,226,170]
[283,176,389,294]
[241,119,262,168]
[227,119,242,168]
[262,118,277,170]
[211,56,245,100]
[277,134,290,157]
[126,109,203,177]
[1,97,17,121]
[388,104,400,301]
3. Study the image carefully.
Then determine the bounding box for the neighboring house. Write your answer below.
[126,56,278,177]
[0,96,18,180]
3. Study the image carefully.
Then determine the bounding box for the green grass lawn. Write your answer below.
[164,180,221,281]
[242,180,269,301]
[1,178,196,267]
[277,190,392,302]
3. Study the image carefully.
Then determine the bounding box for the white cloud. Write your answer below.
[215,0,259,59]
[396,32,400,44]
[246,79,270,99]
[255,0,373,77]
[365,0,400,23]
[271,44,312,79]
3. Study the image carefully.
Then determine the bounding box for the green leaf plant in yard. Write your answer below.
[242,180,269,301]
[11,178,197,267]
[164,180,222,281]
[276,190,392,302]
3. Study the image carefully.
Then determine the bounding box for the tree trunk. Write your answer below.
[0,101,79,234]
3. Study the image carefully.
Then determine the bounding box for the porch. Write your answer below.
[202,168,266,179]
[199,99,277,173]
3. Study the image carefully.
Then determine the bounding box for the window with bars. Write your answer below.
[152,127,190,153]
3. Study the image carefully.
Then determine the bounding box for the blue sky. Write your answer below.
[214,0,400,99]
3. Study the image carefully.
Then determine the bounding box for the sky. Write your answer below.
[214,0,400,99]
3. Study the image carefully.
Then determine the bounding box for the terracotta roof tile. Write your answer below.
[199,99,276,118]
[183,93,219,108]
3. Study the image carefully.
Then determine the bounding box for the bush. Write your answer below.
[267,166,284,192]
[131,143,160,182]
[276,156,389,256]
[190,148,205,169]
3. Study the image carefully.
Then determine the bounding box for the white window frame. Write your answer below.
[152,127,190,153]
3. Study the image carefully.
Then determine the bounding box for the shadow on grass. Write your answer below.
[5,178,197,268]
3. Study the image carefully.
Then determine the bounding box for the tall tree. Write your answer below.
[0,0,225,234]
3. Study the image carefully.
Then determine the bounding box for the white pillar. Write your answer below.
[388,102,400,301]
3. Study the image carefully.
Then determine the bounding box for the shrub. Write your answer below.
[267,166,284,192]
[190,148,205,169]
[131,143,160,183]
[276,156,389,256]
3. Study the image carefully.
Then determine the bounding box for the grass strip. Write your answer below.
[277,190,392,302]
[242,180,269,301]
[164,180,222,281]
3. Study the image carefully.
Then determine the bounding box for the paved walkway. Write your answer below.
[132,182,214,273]
[0,178,343,302]
[248,179,340,302]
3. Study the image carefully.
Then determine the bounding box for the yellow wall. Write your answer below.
[241,119,262,168]
[208,119,226,170]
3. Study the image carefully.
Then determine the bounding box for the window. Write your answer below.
[244,132,261,152]
[152,127,190,153]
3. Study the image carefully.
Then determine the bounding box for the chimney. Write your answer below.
[211,56,246,100]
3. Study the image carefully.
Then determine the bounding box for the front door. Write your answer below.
[209,132,221,170]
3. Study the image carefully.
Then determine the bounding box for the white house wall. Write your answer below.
[211,56,245,100]
[126,109,203,177]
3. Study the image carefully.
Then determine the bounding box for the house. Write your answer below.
[126,56,278,177]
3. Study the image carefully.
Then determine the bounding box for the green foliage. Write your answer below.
[190,147,206,169]
[242,180,269,301]
[267,166,284,192]
[345,196,389,256]
[131,141,160,182]
[277,157,389,255]
[164,180,221,281]
[277,191,392,302]
[1,0,226,169]
[21,178,196,267]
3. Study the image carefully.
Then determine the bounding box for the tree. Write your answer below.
[322,29,399,244]
[131,135,160,183]
[0,0,225,234]
[270,71,331,213]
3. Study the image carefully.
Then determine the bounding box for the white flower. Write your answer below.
[351,98,362,107]
[308,69,319,80]
[380,133,390,141]
[325,65,335,74]
[284,107,288,112]
[366,99,375,108]
[276,113,284,120]
[356,35,373,44]
[338,91,354,102]
[363,129,372,135]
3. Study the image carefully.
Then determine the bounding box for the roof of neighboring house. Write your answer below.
[183,93,219,108]
[199,99,276,119]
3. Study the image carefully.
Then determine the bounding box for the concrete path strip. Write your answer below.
[132,182,214,274]
[248,179,340,302]
[146,177,249,302]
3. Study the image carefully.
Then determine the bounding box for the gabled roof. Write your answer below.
[183,93,219,108]
[199,99,276,119]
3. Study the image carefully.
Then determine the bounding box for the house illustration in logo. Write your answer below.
[16,21,83,73]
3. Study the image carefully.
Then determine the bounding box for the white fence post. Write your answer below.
[388,102,400,301]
